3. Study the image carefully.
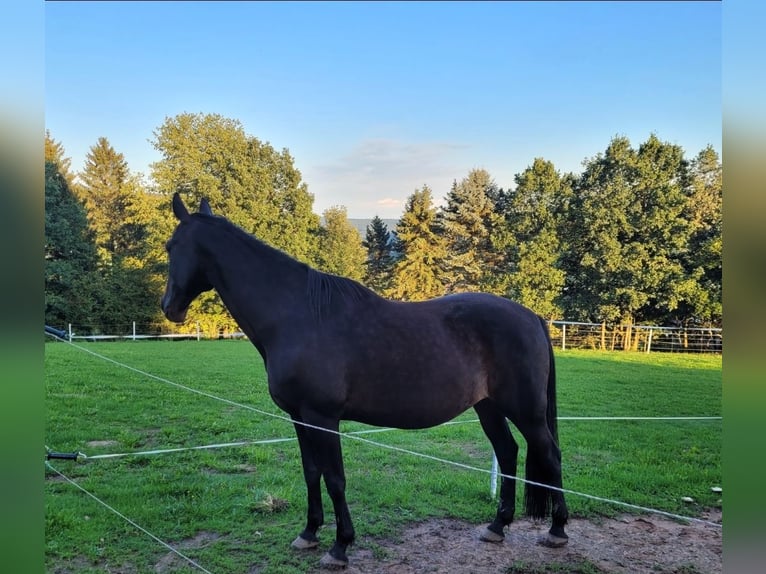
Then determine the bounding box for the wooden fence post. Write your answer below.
[600,322,606,350]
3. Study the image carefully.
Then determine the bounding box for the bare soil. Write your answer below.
[336,509,722,574]
[54,511,722,573]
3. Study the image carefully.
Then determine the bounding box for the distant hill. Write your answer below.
[347,218,399,239]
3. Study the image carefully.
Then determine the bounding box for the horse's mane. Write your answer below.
[307,268,378,321]
[195,213,378,320]
[197,213,304,269]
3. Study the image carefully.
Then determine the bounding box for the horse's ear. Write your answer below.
[172,192,190,221]
[199,197,213,216]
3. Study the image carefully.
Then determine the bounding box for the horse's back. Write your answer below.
[413,292,548,354]
[296,292,551,428]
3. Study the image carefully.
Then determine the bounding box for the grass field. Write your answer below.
[45,340,722,574]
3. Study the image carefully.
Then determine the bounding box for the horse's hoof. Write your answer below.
[319,552,348,569]
[538,532,569,548]
[291,535,319,550]
[479,526,505,543]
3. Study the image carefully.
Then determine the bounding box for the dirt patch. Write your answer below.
[338,510,722,574]
[85,440,120,448]
[154,531,221,573]
[203,463,258,475]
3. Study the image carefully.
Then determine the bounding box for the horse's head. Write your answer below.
[161,193,215,323]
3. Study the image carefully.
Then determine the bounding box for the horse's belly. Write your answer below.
[345,372,486,430]
[344,404,469,430]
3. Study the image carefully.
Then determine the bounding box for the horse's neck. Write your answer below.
[201,226,307,344]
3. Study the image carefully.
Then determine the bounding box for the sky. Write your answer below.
[45,1,722,219]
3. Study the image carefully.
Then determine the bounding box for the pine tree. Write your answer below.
[439,169,499,293]
[363,215,394,293]
[78,137,131,262]
[77,137,169,331]
[45,130,74,183]
[44,160,99,330]
[387,186,447,301]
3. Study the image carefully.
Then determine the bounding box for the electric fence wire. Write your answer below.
[45,461,215,574]
[45,332,723,531]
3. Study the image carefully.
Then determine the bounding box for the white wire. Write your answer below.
[85,438,295,459]
[77,417,720,461]
[46,334,723,529]
[45,461,215,574]
[82,426,410,460]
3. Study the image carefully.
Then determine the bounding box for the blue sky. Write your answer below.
[45,1,721,219]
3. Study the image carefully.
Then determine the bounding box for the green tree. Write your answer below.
[317,206,366,281]
[77,137,131,262]
[675,145,722,325]
[439,169,500,293]
[561,134,693,330]
[363,215,394,293]
[151,112,321,333]
[631,134,696,325]
[151,112,319,263]
[387,186,447,301]
[44,160,99,331]
[76,137,168,331]
[495,158,570,318]
[45,130,73,183]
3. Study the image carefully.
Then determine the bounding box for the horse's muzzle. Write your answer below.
[161,293,188,323]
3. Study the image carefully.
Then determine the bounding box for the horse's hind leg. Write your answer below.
[474,399,519,543]
[516,421,569,547]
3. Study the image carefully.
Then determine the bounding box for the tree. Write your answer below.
[151,112,319,263]
[630,134,696,325]
[44,160,99,330]
[674,145,722,325]
[150,112,321,333]
[77,137,131,262]
[75,137,168,331]
[560,134,693,330]
[560,137,633,323]
[439,169,500,293]
[495,158,570,318]
[45,130,73,183]
[387,186,447,301]
[362,216,394,293]
[317,206,366,281]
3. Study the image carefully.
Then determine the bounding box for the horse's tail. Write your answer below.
[524,315,559,519]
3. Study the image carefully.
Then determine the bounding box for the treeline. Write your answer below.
[45,113,721,336]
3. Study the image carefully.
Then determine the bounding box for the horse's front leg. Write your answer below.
[300,415,355,568]
[291,415,355,568]
[291,421,324,550]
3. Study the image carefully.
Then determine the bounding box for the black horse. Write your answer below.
[161,194,569,568]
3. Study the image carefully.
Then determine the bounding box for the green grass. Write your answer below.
[45,341,721,573]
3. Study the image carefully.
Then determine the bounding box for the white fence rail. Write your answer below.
[50,320,722,354]
[547,321,722,354]
[58,322,247,342]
